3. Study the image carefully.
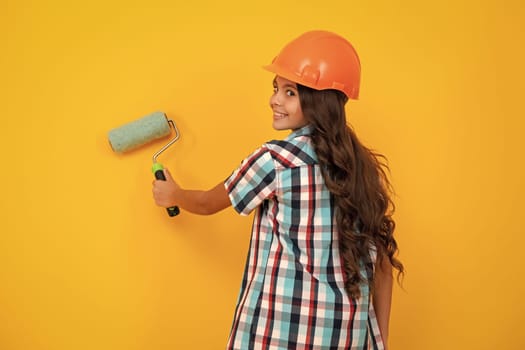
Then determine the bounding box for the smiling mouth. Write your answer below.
[273,112,287,120]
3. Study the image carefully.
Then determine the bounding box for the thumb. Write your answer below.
[163,168,173,181]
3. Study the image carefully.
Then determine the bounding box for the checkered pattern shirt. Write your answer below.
[224,126,384,350]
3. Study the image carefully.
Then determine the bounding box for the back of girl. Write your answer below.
[152,30,404,350]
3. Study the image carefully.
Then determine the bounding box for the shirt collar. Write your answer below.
[286,124,312,140]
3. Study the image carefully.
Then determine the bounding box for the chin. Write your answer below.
[272,123,289,131]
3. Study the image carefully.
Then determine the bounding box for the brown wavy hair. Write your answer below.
[297,84,404,298]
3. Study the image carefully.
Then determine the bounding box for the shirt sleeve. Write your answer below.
[224,145,276,216]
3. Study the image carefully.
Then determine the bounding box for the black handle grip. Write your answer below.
[155,169,180,217]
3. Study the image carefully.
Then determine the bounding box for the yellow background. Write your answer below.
[2,0,524,349]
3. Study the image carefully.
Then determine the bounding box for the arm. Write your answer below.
[152,168,231,215]
[373,254,393,348]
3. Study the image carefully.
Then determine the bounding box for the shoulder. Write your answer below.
[264,136,317,168]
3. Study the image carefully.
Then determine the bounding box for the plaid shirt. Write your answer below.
[224,126,384,350]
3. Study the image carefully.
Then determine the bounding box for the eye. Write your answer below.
[272,86,278,93]
[286,89,296,97]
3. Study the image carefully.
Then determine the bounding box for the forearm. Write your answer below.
[175,189,217,215]
[172,182,231,215]
[373,256,393,346]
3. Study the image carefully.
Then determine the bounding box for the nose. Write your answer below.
[269,92,281,107]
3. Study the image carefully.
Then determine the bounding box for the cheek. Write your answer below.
[294,102,305,119]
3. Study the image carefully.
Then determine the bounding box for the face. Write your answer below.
[269,76,308,131]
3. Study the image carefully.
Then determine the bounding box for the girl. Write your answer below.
[152,30,404,350]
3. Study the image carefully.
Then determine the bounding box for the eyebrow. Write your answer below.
[273,78,298,90]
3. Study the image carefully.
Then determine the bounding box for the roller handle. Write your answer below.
[153,165,180,217]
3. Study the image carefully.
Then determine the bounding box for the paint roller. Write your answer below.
[108,111,180,217]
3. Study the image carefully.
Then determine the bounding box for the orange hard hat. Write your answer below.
[263,30,361,99]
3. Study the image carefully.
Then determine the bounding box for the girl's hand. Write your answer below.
[152,171,231,215]
[152,168,180,208]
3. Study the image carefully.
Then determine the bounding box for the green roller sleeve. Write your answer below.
[108,111,171,153]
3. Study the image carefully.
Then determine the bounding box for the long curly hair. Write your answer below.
[297,84,404,298]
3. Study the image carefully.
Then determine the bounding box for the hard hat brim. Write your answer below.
[263,63,319,92]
